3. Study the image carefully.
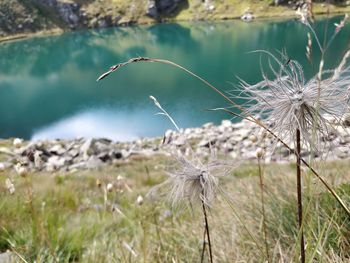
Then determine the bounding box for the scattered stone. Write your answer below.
[147,0,184,18]
[49,144,66,155]
[0,162,5,171]
[241,11,254,22]
[13,138,23,148]
[0,251,16,263]
[343,113,350,127]
[0,116,349,173]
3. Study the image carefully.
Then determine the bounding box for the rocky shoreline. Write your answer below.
[0,118,349,173]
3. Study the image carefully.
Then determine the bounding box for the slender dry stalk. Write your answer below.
[97,57,350,218]
[296,129,305,263]
[201,197,213,263]
[146,95,232,262]
[257,152,270,263]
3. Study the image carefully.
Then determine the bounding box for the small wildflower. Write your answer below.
[256,148,265,159]
[5,178,15,194]
[136,195,144,205]
[106,183,113,192]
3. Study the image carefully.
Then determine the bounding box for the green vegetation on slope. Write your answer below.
[1,0,350,42]
[0,156,349,262]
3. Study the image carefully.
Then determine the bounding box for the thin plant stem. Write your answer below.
[296,129,306,263]
[200,228,207,263]
[258,157,270,263]
[201,199,213,263]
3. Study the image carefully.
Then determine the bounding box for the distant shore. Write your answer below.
[0,1,349,44]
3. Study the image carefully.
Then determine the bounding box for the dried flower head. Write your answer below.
[106,183,114,192]
[149,153,230,208]
[238,51,350,148]
[15,163,28,177]
[256,148,265,159]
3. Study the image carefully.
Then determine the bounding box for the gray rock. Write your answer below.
[241,12,254,22]
[147,0,184,17]
[81,138,95,157]
[172,136,186,146]
[203,122,214,129]
[68,148,79,158]
[86,156,104,169]
[221,119,232,128]
[49,144,66,155]
[110,150,123,159]
[0,252,16,263]
[343,113,350,127]
[98,152,110,162]
[46,156,67,170]
[147,0,158,17]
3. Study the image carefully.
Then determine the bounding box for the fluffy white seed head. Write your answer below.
[256,148,265,158]
[238,52,350,149]
[149,154,231,208]
[15,163,28,177]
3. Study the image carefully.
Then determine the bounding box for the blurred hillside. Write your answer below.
[0,0,349,39]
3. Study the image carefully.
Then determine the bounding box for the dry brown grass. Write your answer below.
[0,156,349,262]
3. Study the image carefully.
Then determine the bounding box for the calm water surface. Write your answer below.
[0,17,349,141]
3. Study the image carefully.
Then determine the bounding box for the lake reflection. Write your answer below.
[32,108,165,141]
[0,17,349,141]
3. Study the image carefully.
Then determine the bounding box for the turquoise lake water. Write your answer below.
[0,16,349,141]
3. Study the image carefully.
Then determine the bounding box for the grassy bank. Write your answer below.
[0,155,349,262]
[1,0,350,43]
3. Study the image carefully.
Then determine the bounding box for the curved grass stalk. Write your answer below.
[97,57,350,217]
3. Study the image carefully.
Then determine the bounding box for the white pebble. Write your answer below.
[13,138,23,148]
[136,195,144,205]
